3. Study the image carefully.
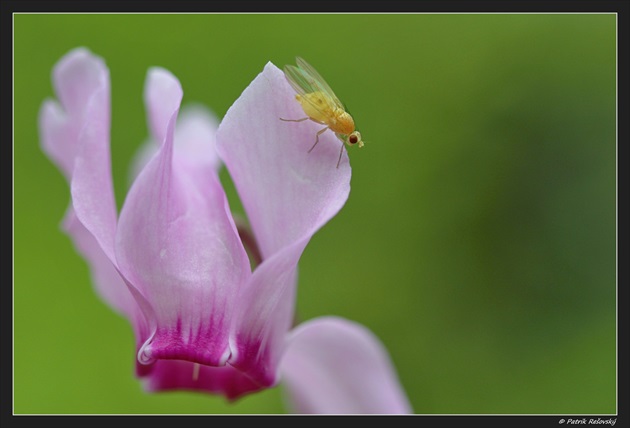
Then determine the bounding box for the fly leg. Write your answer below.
[279,117,309,122]
[336,142,345,169]
[308,127,329,153]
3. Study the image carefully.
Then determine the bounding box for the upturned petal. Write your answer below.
[280,317,413,414]
[216,63,351,386]
[116,69,251,368]
[62,207,134,319]
[129,105,221,184]
[39,47,117,261]
[62,207,152,365]
[217,62,351,259]
[170,105,221,171]
[144,67,186,147]
[39,48,109,181]
[40,47,153,353]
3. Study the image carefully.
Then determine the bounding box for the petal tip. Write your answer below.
[53,47,107,82]
[52,47,109,113]
[146,67,182,90]
[54,47,97,70]
[144,66,183,143]
[263,61,280,72]
[145,67,183,105]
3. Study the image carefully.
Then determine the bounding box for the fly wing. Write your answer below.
[295,57,345,109]
[283,64,317,97]
[283,61,339,120]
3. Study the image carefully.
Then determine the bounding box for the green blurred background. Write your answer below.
[14,14,616,414]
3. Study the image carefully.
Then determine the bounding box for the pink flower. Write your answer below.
[39,47,412,414]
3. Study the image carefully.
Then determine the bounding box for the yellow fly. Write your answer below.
[280,57,364,168]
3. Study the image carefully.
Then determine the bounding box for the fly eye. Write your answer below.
[348,134,358,145]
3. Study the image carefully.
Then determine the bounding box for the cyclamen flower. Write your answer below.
[39,47,412,414]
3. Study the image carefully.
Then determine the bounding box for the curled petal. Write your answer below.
[145,67,186,146]
[69,80,118,261]
[39,48,109,180]
[216,62,351,387]
[116,69,251,368]
[63,207,151,356]
[39,99,74,181]
[171,105,221,171]
[228,249,298,387]
[280,317,413,414]
[38,47,118,261]
[217,62,351,259]
[128,136,158,187]
[40,47,152,349]
[62,207,132,318]
[129,105,221,184]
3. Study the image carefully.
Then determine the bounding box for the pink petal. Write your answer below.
[116,69,251,368]
[228,251,298,387]
[171,105,221,171]
[280,317,413,414]
[62,207,151,352]
[40,47,153,346]
[39,99,74,181]
[216,63,351,387]
[39,48,118,260]
[144,67,186,147]
[129,105,221,183]
[217,62,352,259]
[128,136,158,187]
[40,47,118,263]
[62,207,133,318]
[39,48,109,181]
[69,77,118,262]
